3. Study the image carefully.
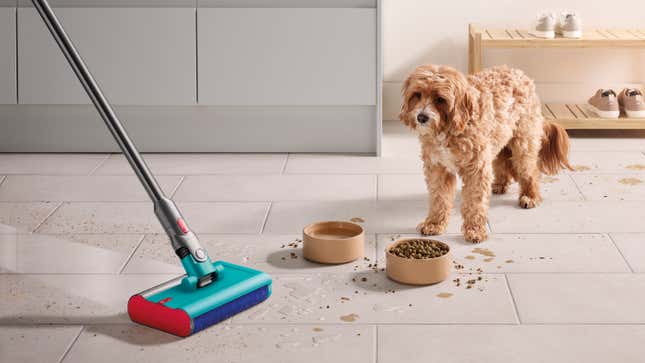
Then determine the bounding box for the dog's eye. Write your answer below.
[435,96,446,104]
[412,92,421,99]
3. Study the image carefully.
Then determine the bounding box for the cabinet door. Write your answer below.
[0,7,16,104]
[198,8,376,106]
[19,7,196,105]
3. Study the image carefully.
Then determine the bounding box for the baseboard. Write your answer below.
[0,105,377,153]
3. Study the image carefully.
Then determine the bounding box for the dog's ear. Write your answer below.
[448,76,476,134]
[398,75,415,127]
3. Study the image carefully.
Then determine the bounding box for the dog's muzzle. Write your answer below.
[417,112,430,124]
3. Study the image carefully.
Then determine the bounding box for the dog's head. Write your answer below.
[399,64,477,137]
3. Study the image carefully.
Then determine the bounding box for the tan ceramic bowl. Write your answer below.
[386,238,451,285]
[303,221,364,264]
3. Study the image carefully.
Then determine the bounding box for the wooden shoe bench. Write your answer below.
[468,24,645,130]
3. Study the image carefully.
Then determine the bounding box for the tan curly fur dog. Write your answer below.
[399,64,572,243]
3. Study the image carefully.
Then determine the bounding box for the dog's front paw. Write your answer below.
[492,183,509,195]
[417,219,447,236]
[519,195,541,209]
[463,224,488,243]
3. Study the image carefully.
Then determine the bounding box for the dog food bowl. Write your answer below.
[386,238,451,285]
[303,221,364,264]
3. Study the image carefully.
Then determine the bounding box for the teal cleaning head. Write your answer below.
[128,261,272,337]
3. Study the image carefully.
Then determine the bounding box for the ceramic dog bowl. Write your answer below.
[386,238,451,285]
[303,221,364,264]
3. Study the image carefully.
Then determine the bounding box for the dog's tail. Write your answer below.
[539,122,573,175]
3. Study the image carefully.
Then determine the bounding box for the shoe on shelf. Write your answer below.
[557,12,582,38]
[530,12,556,39]
[618,88,645,118]
[587,89,620,118]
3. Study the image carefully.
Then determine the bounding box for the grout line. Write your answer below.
[566,173,587,201]
[87,154,111,175]
[259,202,272,234]
[504,274,522,325]
[118,234,147,274]
[32,201,64,233]
[11,271,645,276]
[57,326,84,363]
[607,233,635,273]
[280,154,289,174]
[169,175,186,198]
[22,321,645,327]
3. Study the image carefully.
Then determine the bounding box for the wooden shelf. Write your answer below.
[468,24,645,130]
[543,103,645,129]
[478,27,645,48]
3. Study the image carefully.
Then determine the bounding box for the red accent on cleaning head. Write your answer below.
[128,295,191,337]
[177,218,189,234]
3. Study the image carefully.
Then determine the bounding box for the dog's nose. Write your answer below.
[417,113,429,124]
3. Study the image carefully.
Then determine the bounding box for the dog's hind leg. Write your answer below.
[508,136,542,209]
[492,147,515,194]
[417,163,457,236]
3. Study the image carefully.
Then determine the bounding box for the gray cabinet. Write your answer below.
[18,7,196,105]
[1,1,381,153]
[0,7,16,105]
[198,8,376,106]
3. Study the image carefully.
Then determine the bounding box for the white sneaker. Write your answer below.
[530,12,556,39]
[557,12,582,38]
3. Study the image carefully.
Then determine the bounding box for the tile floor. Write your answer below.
[1,122,645,362]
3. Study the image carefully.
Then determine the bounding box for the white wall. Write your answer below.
[382,0,645,120]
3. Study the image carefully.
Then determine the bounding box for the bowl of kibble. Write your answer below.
[386,238,451,285]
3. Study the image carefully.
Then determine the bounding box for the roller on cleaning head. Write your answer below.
[31,0,272,337]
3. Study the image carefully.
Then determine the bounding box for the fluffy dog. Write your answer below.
[399,65,572,243]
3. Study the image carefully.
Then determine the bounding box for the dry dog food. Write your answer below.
[389,239,449,259]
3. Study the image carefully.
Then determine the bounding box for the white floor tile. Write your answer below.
[378,174,582,202]
[0,202,59,234]
[376,234,629,273]
[285,154,423,174]
[610,233,645,272]
[0,154,107,175]
[508,273,645,323]
[0,274,177,324]
[572,174,645,201]
[488,201,645,233]
[379,325,645,363]
[264,200,465,234]
[37,202,269,234]
[64,324,374,363]
[174,174,376,202]
[122,234,377,275]
[567,151,645,174]
[0,234,142,274]
[234,273,516,324]
[0,176,182,202]
[0,326,82,363]
[94,154,287,175]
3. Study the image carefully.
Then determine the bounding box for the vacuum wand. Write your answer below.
[31,0,212,274]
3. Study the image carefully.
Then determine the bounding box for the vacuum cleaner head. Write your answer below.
[128,261,272,337]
